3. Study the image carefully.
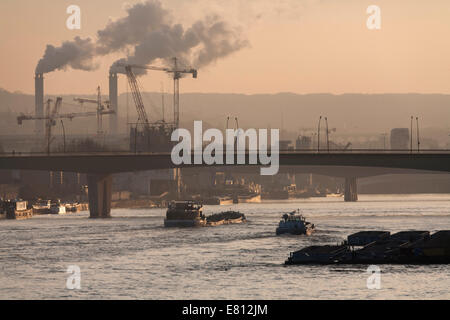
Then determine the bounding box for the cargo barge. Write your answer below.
[32,199,51,214]
[236,193,261,204]
[286,230,450,265]
[203,196,234,206]
[164,200,246,227]
[1,200,33,220]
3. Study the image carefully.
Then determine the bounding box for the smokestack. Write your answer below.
[109,72,118,135]
[35,73,44,135]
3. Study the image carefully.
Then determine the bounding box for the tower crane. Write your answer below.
[45,97,62,154]
[119,57,197,128]
[74,86,113,134]
[17,87,115,153]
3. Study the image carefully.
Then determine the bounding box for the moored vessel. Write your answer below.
[203,196,234,206]
[1,199,33,220]
[237,193,261,203]
[32,199,51,215]
[50,200,67,215]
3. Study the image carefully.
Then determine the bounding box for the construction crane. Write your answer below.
[45,97,62,154]
[123,65,151,130]
[119,57,198,128]
[74,86,113,134]
[17,89,115,152]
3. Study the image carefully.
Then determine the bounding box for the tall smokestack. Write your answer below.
[109,72,118,135]
[35,73,44,135]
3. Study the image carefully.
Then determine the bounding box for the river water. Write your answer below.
[0,194,449,300]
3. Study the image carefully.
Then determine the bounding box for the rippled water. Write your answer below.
[0,194,449,300]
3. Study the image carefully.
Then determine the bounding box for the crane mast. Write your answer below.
[74,86,113,134]
[45,97,62,154]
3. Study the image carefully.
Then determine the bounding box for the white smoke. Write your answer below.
[35,0,248,75]
[96,0,170,55]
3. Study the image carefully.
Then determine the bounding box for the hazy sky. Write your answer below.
[1,0,450,95]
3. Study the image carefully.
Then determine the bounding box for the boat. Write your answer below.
[237,193,261,203]
[286,245,350,265]
[164,200,207,227]
[206,211,247,226]
[285,230,450,265]
[1,200,33,220]
[65,203,81,212]
[276,209,315,235]
[32,199,51,214]
[326,193,344,198]
[203,196,234,206]
[218,197,234,205]
[50,200,67,215]
[262,190,289,200]
[164,200,247,228]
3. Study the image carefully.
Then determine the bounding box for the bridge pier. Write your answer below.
[344,177,358,202]
[87,174,112,218]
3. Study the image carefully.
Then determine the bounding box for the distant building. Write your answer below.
[390,128,409,150]
[296,136,312,150]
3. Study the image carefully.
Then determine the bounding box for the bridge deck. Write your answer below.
[1,151,450,174]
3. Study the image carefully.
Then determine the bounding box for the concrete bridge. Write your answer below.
[1,150,450,218]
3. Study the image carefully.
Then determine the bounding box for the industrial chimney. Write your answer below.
[109,72,118,135]
[35,73,44,135]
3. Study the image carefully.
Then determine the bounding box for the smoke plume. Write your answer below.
[35,0,248,75]
[35,37,98,74]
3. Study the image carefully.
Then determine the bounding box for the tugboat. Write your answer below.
[276,209,315,235]
[164,200,207,227]
[164,200,247,228]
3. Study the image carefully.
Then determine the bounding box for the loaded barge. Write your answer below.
[286,230,450,265]
[164,200,246,227]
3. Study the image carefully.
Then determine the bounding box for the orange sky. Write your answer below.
[1,0,450,95]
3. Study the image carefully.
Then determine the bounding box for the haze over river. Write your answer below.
[0,194,449,299]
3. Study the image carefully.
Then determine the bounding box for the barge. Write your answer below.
[236,193,261,204]
[1,200,33,220]
[203,196,234,206]
[164,200,246,227]
[206,211,247,226]
[32,199,51,214]
[50,200,67,215]
[286,230,450,265]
